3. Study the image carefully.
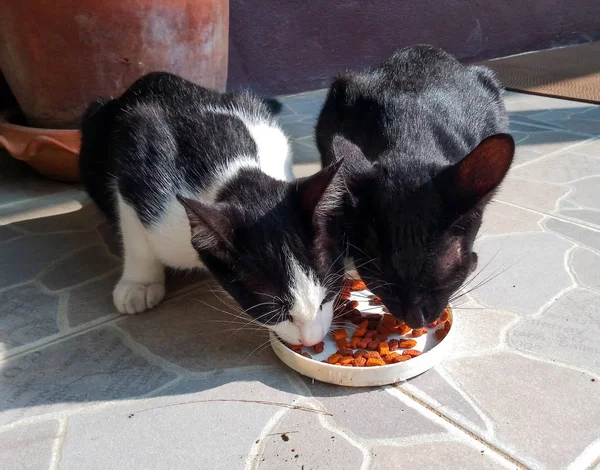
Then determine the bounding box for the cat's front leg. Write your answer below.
[113,196,166,314]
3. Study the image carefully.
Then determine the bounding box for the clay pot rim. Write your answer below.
[0,108,80,133]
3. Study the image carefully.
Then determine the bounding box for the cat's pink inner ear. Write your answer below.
[445,133,515,212]
[295,159,344,217]
[176,196,233,250]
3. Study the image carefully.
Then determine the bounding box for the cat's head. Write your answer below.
[330,134,514,327]
[178,163,345,346]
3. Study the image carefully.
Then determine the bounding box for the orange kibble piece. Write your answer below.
[353,356,367,367]
[366,357,386,366]
[435,329,448,341]
[336,338,350,348]
[353,349,368,358]
[331,329,348,340]
[440,309,449,322]
[398,339,417,349]
[397,322,411,335]
[353,320,368,338]
[384,352,402,364]
[427,320,439,328]
[327,353,343,364]
[339,356,355,365]
[288,344,303,352]
[378,342,390,356]
[349,337,361,349]
[402,349,422,357]
[381,314,396,327]
[350,279,368,291]
[365,351,382,359]
[410,328,428,338]
[444,321,451,332]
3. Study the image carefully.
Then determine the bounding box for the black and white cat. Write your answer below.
[79,72,343,346]
[316,45,515,328]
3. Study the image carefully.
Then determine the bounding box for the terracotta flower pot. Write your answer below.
[0,0,229,129]
[0,110,81,182]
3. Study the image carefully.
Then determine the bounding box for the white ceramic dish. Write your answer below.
[270,287,455,387]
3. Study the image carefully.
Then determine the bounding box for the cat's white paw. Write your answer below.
[113,281,166,314]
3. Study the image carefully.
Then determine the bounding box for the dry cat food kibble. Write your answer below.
[284,278,452,367]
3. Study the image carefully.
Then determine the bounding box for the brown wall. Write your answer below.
[228,0,600,95]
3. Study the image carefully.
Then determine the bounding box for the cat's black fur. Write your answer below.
[316,45,515,327]
[80,72,343,344]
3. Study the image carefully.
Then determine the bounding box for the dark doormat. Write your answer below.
[482,42,600,105]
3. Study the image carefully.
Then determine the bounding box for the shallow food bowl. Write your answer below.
[270,287,455,387]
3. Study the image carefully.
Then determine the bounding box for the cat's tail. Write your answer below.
[79,97,121,223]
[262,98,283,115]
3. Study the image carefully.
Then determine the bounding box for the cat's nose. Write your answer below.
[405,306,426,329]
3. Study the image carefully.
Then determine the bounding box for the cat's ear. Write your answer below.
[436,133,514,218]
[294,159,344,218]
[177,196,235,255]
[329,135,365,163]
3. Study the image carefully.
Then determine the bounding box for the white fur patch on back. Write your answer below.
[246,122,293,182]
[203,157,260,203]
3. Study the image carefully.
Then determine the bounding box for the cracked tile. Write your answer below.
[117,285,279,372]
[481,202,542,235]
[513,130,585,155]
[257,410,362,469]
[495,177,568,213]
[448,306,518,358]
[571,138,600,158]
[60,371,301,470]
[545,218,600,252]
[511,152,600,184]
[39,245,119,291]
[0,327,175,425]
[372,441,512,469]
[0,283,59,354]
[512,146,543,166]
[402,369,487,432]
[509,289,600,373]
[303,380,444,440]
[570,176,600,210]
[0,232,100,289]
[571,248,600,291]
[560,209,600,228]
[66,273,120,327]
[444,353,600,468]
[0,420,60,470]
[470,233,573,314]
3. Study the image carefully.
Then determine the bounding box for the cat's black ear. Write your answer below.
[294,159,344,218]
[177,196,234,254]
[329,135,365,163]
[437,133,515,217]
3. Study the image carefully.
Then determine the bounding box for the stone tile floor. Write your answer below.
[1,90,600,470]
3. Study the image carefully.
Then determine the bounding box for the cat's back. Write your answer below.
[318,45,507,163]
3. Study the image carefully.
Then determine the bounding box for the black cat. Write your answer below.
[315,45,515,328]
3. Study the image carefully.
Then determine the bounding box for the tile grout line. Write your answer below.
[392,385,530,469]
[48,417,68,470]
[493,198,600,234]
